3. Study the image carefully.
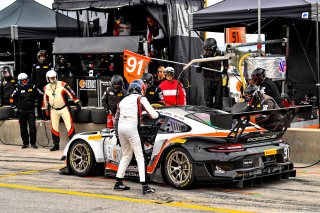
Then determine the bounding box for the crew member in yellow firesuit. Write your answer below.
[42,70,81,151]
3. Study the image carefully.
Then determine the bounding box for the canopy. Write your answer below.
[0,0,81,40]
[52,36,141,54]
[190,0,320,103]
[191,0,314,32]
[52,0,206,106]
[53,0,165,11]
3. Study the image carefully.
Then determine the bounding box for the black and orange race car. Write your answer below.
[60,105,303,189]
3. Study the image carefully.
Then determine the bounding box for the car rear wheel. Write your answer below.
[69,140,95,176]
[164,147,195,189]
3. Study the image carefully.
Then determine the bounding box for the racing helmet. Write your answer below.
[128,79,145,95]
[244,84,260,104]
[46,69,57,84]
[111,74,124,92]
[37,50,48,64]
[203,38,217,53]
[251,68,266,85]
[17,73,29,86]
[164,67,175,76]
[141,73,153,86]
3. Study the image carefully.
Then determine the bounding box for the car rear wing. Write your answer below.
[210,105,312,143]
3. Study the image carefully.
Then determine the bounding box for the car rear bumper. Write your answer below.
[194,161,295,187]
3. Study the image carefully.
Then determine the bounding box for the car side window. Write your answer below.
[159,117,191,134]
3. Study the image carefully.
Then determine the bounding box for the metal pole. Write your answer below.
[150,57,222,72]
[257,0,262,55]
[76,10,81,37]
[316,3,320,127]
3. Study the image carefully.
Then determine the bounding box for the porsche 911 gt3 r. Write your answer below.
[60,105,301,189]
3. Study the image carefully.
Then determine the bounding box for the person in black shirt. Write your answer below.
[196,38,228,109]
[251,68,284,108]
[55,55,71,79]
[102,75,127,122]
[141,73,164,105]
[31,50,52,119]
[10,73,43,149]
[0,66,16,105]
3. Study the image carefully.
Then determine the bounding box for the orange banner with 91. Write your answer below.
[123,50,151,84]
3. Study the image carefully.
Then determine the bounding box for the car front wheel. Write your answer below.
[69,140,95,176]
[164,147,196,189]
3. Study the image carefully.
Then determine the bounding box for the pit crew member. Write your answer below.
[42,70,81,151]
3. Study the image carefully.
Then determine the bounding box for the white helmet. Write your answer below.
[46,69,57,84]
[164,66,175,75]
[17,73,28,80]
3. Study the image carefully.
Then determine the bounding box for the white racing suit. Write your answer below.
[42,81,79,145]
[115,94,159,182]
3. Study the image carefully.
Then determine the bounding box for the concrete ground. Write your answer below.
[0,144,320,213]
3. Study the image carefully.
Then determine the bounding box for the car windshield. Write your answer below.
[186,111,230,130]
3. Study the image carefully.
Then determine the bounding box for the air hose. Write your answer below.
[238,53,251,97]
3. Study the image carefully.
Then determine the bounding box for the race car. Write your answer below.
[60,105,300,189]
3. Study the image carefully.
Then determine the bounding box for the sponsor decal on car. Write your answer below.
[88,134,102,140]
[264,148,277,156]
[171,138,186,143]
[247,134,277,142]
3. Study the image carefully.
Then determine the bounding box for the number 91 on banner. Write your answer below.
[123,49,151,83]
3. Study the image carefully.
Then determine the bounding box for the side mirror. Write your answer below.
[101,128,111,137]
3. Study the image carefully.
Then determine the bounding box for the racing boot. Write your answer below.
[114,180,130,191]
[142,184,155,195]
[50,143,59,152]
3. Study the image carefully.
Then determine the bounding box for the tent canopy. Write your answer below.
[191,0,320,102]
[52,36,140,54]
[0,0,81,40]
[53,0,166,11]
[191,0,314,32]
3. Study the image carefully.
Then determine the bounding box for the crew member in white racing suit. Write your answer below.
[114,79,159,195]
[42,70,81,151]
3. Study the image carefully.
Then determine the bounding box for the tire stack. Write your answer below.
[70,106,107,124]
[71,106,92,123]
[91,107,107,124]
[0,106,14,120]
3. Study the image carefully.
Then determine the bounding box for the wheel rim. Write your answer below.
[167,151,191,184]
[70,143,91,173]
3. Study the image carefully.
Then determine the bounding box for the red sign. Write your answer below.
[225,27,246,43]
[123,50,151,83]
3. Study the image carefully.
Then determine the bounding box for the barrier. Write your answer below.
[0,117,319,164]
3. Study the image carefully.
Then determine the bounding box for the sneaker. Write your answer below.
[114,182,130,191]
[21,145,29,149]
[50,144,59,151]
[142,185,155,195]
[31,144,38,149]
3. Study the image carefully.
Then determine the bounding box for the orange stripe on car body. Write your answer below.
[106,163,118,171]
[147,128,265,173]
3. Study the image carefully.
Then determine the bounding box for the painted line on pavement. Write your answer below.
[0,182,252,213]
[0,166,64,178]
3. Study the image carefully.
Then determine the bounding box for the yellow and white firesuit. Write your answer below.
[42,81,79,144]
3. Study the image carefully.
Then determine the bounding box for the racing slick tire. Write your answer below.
[0,106,13,120]
[164,147,196,189]
[71,106,92,123]
[91,107,107,124]
[68,140,95,176]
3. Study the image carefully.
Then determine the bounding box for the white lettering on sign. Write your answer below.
[80,80,96,91]
[126,56,144,75]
